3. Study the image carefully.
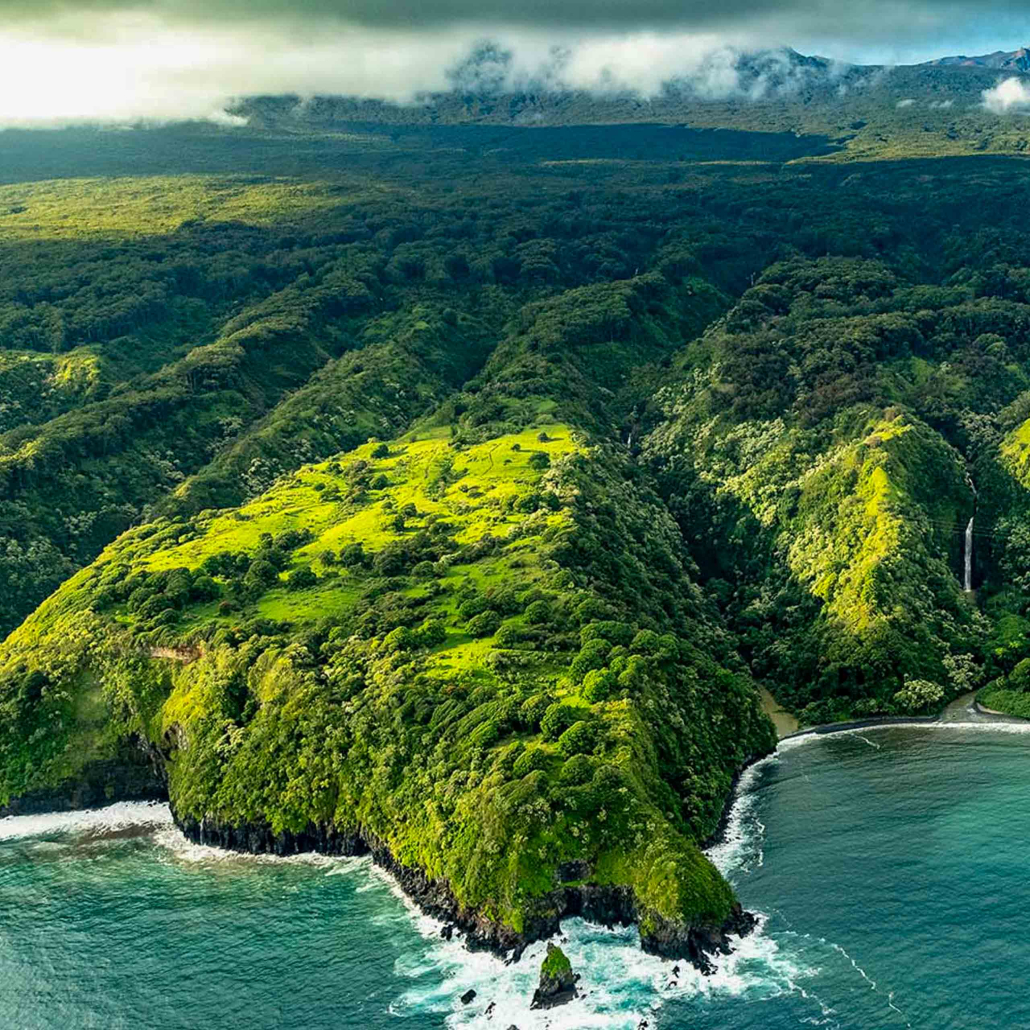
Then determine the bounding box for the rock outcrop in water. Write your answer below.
[530,944,579,1009]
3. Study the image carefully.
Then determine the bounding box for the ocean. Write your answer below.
[3,723,1029,1029]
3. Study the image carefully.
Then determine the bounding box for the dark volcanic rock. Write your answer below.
[172,809,758,975]
[640,902,758,974]
[460,989,476,1005]
[530,943,579,1010]
[0,736,166,818]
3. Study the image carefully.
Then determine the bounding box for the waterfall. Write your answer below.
[964,516,974,593]
[964,471,977,593]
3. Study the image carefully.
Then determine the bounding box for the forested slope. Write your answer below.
[0,266,773,962]
[7,124,1030,952]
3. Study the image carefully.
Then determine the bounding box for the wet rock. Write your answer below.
[460,989,477,1005]
[173,809,756,977]
[485,1001,495,1017]
[640,902,758,974]
[530,943,579,1010]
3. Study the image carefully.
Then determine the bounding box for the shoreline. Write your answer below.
[760,688,1030,745]
[704,689,1030,856]
[171,809,751,972]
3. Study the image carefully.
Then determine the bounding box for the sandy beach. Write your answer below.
[759,687,800,738]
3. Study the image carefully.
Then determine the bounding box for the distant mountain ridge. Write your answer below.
[923,47,1030,73]
[230,40,1030,162]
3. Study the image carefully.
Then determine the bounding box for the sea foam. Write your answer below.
[0,800,173,841]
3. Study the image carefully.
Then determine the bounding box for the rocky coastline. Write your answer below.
[0,738,166,819]
[173,810,755,971]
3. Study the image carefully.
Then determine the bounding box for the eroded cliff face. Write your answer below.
[0,737,165,819]
[172,809,756,970]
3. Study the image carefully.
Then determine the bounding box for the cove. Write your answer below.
[3,725,1030,1029]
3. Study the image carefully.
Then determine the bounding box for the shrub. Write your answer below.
[245,559,279,590]
[519,692,555,729]
[416,618,447,648]
[524,599,552,625]
[138,595,172,619]
[466,610,502,638]
[497,623,529,648]
[560,753,596,786]
[570,639,611,681]
[371,443,390,459]
[631,629,662,655]
[286,567,318,592]
[340,543,368,568]
[190,575,220,602]
[373,544,408,577]
[581,621,635,647]
[383,626,417,652]
[557,720,598,758]
[412,561,436,579]
[484,584,521,615]
[458,595,488,621]
[469,719,500,747]
[582,668,618,702]
[573,596,610,626]
[529,452,550,470]
[893,679,945,713]
[541,703,583,742]
[1010,658,1030,691]
[513,745,552,778]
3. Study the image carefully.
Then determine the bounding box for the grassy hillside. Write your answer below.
[0,422,773,951]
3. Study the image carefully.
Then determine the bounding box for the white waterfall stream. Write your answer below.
[964,516,974,593]
[964,473,977,593]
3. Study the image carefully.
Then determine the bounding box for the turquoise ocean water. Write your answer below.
[3,723,1029,1029]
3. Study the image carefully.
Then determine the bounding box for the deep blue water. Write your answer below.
[3,723,1030,1029]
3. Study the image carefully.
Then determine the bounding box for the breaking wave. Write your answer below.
[0,801,173,841]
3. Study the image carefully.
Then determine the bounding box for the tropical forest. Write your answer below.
[4,39,1030,1000]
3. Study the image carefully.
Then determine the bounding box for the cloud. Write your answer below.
[0,0,1028,125]
[897,98,916,107]
[0,16,480,125]
[983,77,1030,114]
[0,14,849,126]
[1,0,1028,40]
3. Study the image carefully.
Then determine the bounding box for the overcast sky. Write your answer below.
[0,0,1027,124]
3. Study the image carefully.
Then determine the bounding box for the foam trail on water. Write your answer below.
[0,801,173,841]
[391,913,812,1030]
[706,752,779,877]
[150,824,359,872]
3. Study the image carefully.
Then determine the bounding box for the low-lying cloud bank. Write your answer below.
[983,76,1030,113]
[0,1,1028,127]
[0,20,845,127]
